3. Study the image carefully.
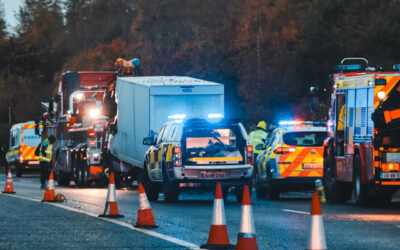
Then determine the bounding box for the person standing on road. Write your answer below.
[249,121,269,161]
[37,135,56,189]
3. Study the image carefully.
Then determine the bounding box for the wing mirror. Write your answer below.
[143,137,155,146]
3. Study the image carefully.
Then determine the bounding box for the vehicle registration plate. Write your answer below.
[303,163,323,169]
[28,161,39,165]
[200,171,226,179]
[381,172,400,179]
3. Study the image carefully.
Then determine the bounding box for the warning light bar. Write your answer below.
[279,121,326,126]
[168,114,186,120]
[335,64,363,72]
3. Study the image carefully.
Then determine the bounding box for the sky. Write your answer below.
[1,0,24,32]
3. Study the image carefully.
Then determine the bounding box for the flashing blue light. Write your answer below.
[279,121,302,126]
[207,113,223,119]
[168,114,186,120]
[335,64,362,72]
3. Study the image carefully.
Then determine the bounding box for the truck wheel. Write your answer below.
[15,161,22,177]
[57,172,70,186]
[323,143,351,203]
[139,166,159,201]
[353,153,369,205]
[72,151,83,186]
[265,171,279,200]
[254,169,267,198]
[162,165,179,203]
[80,152,89,186]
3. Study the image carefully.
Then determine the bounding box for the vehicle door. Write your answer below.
[148,125,167,181]
[6,128,21,166]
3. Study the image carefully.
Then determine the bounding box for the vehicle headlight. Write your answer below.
[377,90,386,100]
[89,108,101,119]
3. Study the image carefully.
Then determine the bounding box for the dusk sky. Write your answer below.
[2,0,23,32]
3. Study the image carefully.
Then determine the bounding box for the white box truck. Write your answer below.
[108,76,224,179]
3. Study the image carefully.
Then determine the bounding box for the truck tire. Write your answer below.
[72,151,83,186]
[353,153,369,205]
[139,165,160,201]
[80,152,89,186]
[254,169,267,198]
[323,142,351,203]
[57,171,70,186]
[162,164,179,203]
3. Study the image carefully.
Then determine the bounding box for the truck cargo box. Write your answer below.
[111,76,224,168]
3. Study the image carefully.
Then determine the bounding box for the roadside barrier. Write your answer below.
[201,182,234,249]
[307,192,327,250]
[2,169,16,194]
[134,183,158,228]
[42,171,56,202]
[99,172,124,218]
[236,185,258,250]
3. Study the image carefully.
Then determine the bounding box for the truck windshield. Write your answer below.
[283,131,326,147]
[23,128,42,147]
[183,125,243,165]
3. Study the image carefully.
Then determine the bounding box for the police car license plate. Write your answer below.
[200,171,226,179]
[381,172,400,179]
[28,161,39,165]
[303,163,323,169]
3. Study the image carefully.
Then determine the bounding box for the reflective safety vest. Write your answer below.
[39,139,52,163]
[249,129,268,154]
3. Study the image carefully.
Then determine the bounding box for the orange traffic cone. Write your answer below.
[2,169,16,194]
[42,171,56,202]
[201,182,234,249]
[134,182,157,228]
[236,185,258,250]
[307,192,327,250]
[99,172,124,218]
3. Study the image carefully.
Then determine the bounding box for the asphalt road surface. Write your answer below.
[1,173,400,249]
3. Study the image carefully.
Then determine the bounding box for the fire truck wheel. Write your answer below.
[139,165,159,201]
[162,164,179,203]
[254,169,267,198]
[323,143,351,203]
[353,153,368,205]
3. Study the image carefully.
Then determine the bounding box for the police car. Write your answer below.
[141,117,254,202]
[254,121,326,199]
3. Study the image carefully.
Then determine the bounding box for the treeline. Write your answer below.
[1,0,400,148]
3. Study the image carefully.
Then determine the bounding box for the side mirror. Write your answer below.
[143,137,155,146]
[255,144,264,151]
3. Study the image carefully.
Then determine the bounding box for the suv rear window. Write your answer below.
[283,131,326,147]
[183,124,244,165]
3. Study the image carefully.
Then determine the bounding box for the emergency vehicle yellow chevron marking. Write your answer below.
[278,147,323,178]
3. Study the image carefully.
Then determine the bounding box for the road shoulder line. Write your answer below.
[0,193,199,250]
[282,209,310,215]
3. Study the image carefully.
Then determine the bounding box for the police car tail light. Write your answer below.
[246,145,253,165]
[173,146,182,167]
[274,147,296,154]
[19,154,24,163]
[382,163,400,172]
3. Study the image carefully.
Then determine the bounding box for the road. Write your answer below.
[1,173,400,249]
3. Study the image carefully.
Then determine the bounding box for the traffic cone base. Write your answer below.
[135,183,157,228]
[236,234,258,250]
[200,225,235,249]
[99,173,124,218]
[2,169,16,194]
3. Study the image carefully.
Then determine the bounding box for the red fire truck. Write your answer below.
[323,58,400,204]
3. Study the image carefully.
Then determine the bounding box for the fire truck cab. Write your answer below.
[324,57,400,204]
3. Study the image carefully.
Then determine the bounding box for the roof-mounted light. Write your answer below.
[279,121,326,126]
[168,114,186,120]
[335,64,362,72]
[207,113,223,119]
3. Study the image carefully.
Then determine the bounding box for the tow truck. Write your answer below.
[323,57,400,204]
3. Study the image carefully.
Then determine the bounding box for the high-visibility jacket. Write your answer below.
[249,129,268,154]
[38,138,52,163]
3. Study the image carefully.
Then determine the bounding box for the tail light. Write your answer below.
[88,127,96,138]
[19,154,24,163]
[88,127,96,146]
[382,163,400,172]
[246,145,253,165]
[173,146,182,167]
[274,147,296,154]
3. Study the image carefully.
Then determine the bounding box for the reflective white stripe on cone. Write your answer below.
[42,171,56,202]
[236,185,258,250]
[135,183,157,228]
[307,192,327,250]
[201,182,234,249]
[2,169,15,194]
[99,172,124,218]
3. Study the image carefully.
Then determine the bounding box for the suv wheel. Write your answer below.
[139,165,160,201]
[162,164,179,203]
[254,170,267,198]
[265,170,279,200]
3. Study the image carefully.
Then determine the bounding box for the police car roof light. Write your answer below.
[168,114,186,120]
[207,113,223,119]
[279,121,326,126]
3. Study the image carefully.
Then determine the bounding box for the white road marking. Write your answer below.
[282,209,310,215]
[1,193,199,250]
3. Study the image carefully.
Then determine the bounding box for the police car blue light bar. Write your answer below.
[168,114,186,119]
[279,121,326,126]
[207,113,223,119]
